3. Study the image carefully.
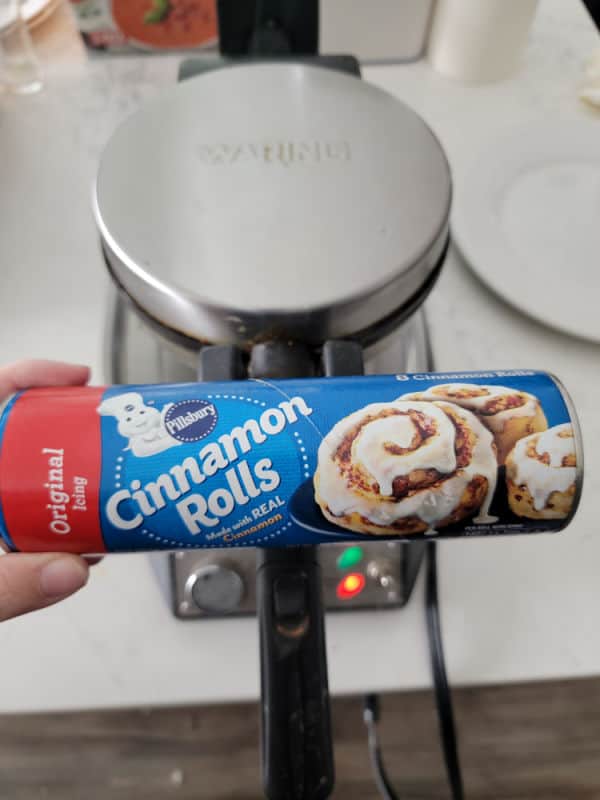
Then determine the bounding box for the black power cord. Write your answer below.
[363,694,400,800]
[425,541,464,800]
[363,541,464,800]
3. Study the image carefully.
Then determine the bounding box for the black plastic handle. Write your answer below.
[257,546,333,800]
[198,341,368,799]
[250,342,333,800]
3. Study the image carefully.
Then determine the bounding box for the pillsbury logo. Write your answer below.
[164,400,218,443]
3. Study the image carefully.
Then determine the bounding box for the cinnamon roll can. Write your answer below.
[0,371,582,553]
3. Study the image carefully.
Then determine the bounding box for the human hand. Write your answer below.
[0,360,94,621]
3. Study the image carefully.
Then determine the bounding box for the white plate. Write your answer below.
[0,0,55,31]
[452,120,600,343]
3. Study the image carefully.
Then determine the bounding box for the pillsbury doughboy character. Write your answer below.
[97,392,181,458]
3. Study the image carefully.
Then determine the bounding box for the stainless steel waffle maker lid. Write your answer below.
[94,62,451,347]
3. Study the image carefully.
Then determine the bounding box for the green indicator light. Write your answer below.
[336,546,364,570]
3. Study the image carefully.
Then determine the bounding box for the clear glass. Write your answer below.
[0,0,43,94]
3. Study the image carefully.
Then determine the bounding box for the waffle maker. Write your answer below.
[94,4,452,797]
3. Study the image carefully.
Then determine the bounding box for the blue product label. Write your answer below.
[93,370,580,552]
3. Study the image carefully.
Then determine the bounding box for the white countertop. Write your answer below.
[0,0,598,713]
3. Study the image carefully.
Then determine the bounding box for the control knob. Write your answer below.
[187,563,245,614]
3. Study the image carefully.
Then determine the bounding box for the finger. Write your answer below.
[0,553,89,622]
[0,360,90,399]
[0,544,102,566]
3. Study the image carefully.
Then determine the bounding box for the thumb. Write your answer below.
[0,553,89,622]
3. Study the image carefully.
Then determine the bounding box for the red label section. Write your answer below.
[0,387,107,553]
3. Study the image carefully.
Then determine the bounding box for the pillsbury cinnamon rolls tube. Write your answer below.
[0,371,582,553]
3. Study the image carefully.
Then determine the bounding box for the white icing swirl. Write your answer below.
[315,400,498,530]
[354,408,457,496]
[509,423,576,511]
[400,383,539,433]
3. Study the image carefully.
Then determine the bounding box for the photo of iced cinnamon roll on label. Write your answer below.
[399,383,547,464]
[313,400,498,536]
[505,424,578,519]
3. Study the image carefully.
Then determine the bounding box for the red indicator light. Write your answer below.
[336,572,366,600]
